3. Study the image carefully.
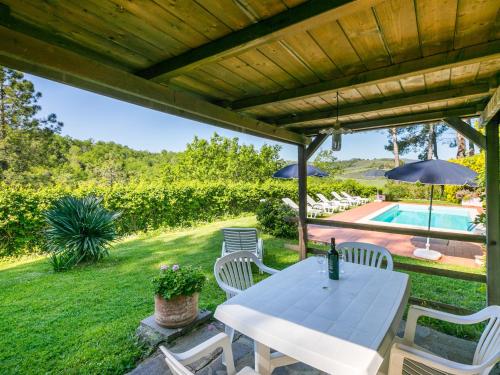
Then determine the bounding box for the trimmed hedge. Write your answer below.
[0,179,375,256]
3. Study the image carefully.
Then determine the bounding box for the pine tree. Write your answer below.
[0,67,63,183]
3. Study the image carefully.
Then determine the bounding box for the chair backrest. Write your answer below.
[474,306,500,367]
[222,228,258,253]
[341,191,353,198]
[307,195,318,206]
[160,346,194,375]
[282,197,299,210]
[214,251,257,298]
[316,193,328,203]
[332,191,345,201]
[337,242,393,270]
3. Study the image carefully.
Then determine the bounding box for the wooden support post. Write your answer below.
[298,145,308,260]
[486,117,500,305]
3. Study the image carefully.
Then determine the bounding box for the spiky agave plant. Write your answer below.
[45,196,120,271]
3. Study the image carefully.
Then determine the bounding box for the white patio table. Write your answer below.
[214,256,410,375]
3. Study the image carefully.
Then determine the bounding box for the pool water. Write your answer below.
[370,204,475,232]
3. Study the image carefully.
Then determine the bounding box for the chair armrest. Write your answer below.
[404,305,496,343]
[221,241,226,254]
[389,342,488,375]
[258,262,279,275]
[160,332,236,375]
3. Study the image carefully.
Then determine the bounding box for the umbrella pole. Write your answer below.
[426,185,434,251]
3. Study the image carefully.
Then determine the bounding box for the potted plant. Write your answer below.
[151,264,205,328]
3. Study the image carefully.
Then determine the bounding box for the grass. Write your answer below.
[0,216,486,374]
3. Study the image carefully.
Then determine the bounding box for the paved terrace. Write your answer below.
[308,202,483,268]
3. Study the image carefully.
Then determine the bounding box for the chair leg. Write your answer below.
[222,326,235,366]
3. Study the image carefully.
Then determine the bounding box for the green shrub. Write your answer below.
[0,178,375,256]
[45,196,119,271]
[152,264,205,300]
[256,199,297,239]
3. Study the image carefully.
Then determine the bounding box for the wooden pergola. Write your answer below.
[0,0,498,303]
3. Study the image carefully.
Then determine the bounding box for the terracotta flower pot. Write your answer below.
[154,293,199,328]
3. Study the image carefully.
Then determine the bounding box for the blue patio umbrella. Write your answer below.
[384,159,477,260]
[273,163,328,179]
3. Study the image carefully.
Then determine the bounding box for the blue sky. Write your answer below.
[27,74,459,161]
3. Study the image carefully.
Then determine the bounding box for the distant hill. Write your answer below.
[336,158,416,187]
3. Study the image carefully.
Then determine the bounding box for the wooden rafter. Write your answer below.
[231,41,500,111]
[0,26,307,145]
[443,117,487,149]
[305,134,329,160]
[137,0,384,81]
[274,84,490,127]
[481,86,500,124]
[303,106,479,134]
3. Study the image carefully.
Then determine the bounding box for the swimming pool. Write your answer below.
[362,204,477,233]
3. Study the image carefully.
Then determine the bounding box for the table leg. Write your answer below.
[254,341,272,375]
[222,325,235,366]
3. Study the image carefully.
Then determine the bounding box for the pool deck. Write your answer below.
[308,201,483,268]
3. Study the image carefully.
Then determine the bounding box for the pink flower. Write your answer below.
[160,264,169,271]
[172,264,180,271]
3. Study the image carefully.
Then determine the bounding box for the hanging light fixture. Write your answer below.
[332,91,342,151]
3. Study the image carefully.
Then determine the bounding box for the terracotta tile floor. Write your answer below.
[308,202,483,268]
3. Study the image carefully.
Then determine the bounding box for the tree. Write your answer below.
[393,123,447,160]
[456,132,466,158]
[167,133,284,182]
[385,127,405,166]
[313,149,343,177]
[0,67,63,184]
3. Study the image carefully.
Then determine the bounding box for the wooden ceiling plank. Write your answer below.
[0,2,151,69]
[194,0,255,30]
[237,49,300,89]
[230,40,500,110]
[415,0,458,56]
[282,32,342,81]
[170,75,235,101]
[399,74,426,93]
[151,0,232,41]
[454,0,499,49]
[107,0,210,49]
[276,83,489,126]
[373,0,421,63]
[136,0,385,81]
[338,8,392,69]
[424,69,452,90]
[74,0,188,57]
[309,19,366,75]
[218,57,283,92]
[0,26,306,145]
[258,41,320,85]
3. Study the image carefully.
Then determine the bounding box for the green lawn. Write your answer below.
[0,216,486,374]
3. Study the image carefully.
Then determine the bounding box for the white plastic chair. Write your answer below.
[341,191,369,204]
[214,251,278,300]
[214,251,279,349]
[221,228,263,261]
[387,305,500,375]
[282,197,322,218]
[332,191,357,206]
[307,195,335,214]
[160,332,259,375]
[316,193,348,211]
[337,242,393,270]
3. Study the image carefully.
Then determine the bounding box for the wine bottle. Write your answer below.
[328,237,339,280]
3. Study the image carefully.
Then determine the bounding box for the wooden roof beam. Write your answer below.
[274,84,490,127]
[0,26,307,145]
[481,85,500,124]
[231,40,500,111]
[303,106,480,134]
[305,134,329,160]
[443,117,487,149]
[136,0,384,81]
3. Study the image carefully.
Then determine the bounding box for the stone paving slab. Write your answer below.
[128,319,482,375]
